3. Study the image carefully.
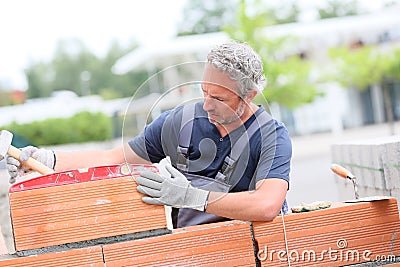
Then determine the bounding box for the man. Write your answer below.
[7,41,292,228]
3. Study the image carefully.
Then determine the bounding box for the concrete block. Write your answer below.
[343,145,367,187]
[339,144,351,166]
[331,136,400,192]
[335,177,356,201]
[358,185,390,199]
[369,144,386,189]
[352,144,368,187]
[382,141,400,189]
[343,144,385,189]
[330,144,343,163]
[390,188,400,211]
[253,198,400,266]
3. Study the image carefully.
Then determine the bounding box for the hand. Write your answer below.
[6,146,55,183]
[136,163,210,211]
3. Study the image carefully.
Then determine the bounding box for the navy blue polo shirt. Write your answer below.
[128,101,292,196]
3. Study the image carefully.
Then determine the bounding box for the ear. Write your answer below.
[244,89,258,103]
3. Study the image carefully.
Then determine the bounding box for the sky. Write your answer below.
[0,0,396,90]
[0,0,186,89]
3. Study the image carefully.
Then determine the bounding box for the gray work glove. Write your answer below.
[6,146,55,184]
[136,163,210,211]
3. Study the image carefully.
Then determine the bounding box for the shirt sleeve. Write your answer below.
[128,111,171,163]
[256,121,292,186]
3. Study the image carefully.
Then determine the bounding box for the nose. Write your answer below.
[203,96,214,111]
[203,96,213,111]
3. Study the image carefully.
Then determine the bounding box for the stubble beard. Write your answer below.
[209,100,246,126]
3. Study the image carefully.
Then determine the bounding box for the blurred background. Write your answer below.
[1,0,400,207]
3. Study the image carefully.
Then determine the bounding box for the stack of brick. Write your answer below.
[8,164,168,252]
[253,198,400,266]
[0,164,399,266]
[331,136,400,205]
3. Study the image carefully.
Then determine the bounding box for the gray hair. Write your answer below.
[207,41,266,97]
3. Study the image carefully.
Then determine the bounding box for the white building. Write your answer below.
[0,90,129,127]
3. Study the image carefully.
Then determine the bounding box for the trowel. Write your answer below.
[330,163,392,203]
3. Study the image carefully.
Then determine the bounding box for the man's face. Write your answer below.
[202,64,245,125]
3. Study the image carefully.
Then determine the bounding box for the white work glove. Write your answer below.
[136,162,210,211]
[6,146,55,184]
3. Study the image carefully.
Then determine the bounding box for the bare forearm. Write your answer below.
[54,144,150,171]
[205,179,288,221]
[205,192,280,221]
[55,150,117,171]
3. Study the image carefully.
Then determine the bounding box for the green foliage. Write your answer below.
[0,91,12,106]
[177,0,301,37]
[25,62,54,98]
[261,56,322,108]
[4,111,112,146]
[328,44,400,131]
[25,39,148,100]
[328,46,376,89]
[99,88,123,100]
[225,0,320,109]
[329,45,400,89]
[385,48,400,81]
[177,0,237,36]
[318,0,361,19]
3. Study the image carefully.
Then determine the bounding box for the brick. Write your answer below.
[253,198,400,266]
[9,166,167,251]
[103,220,255,266]
[0,246,103,267]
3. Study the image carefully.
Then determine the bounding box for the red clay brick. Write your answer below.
[0,246,103,267]
[253,198,400,267]
[103,220,255,266]
[10,174,166,251]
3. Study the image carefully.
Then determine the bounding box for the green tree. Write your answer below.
[329,45,400,133]
[225,0,320,109]
[0,91,12,106]
[177,0,237,36]
[51,39,97,94]
[25,39,148,99]
[25,62,54,98]
[177,0,301,37]
[318,0,361,19]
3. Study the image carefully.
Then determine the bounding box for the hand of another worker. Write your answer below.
[136,163,210,211]
[6,146,55,184]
